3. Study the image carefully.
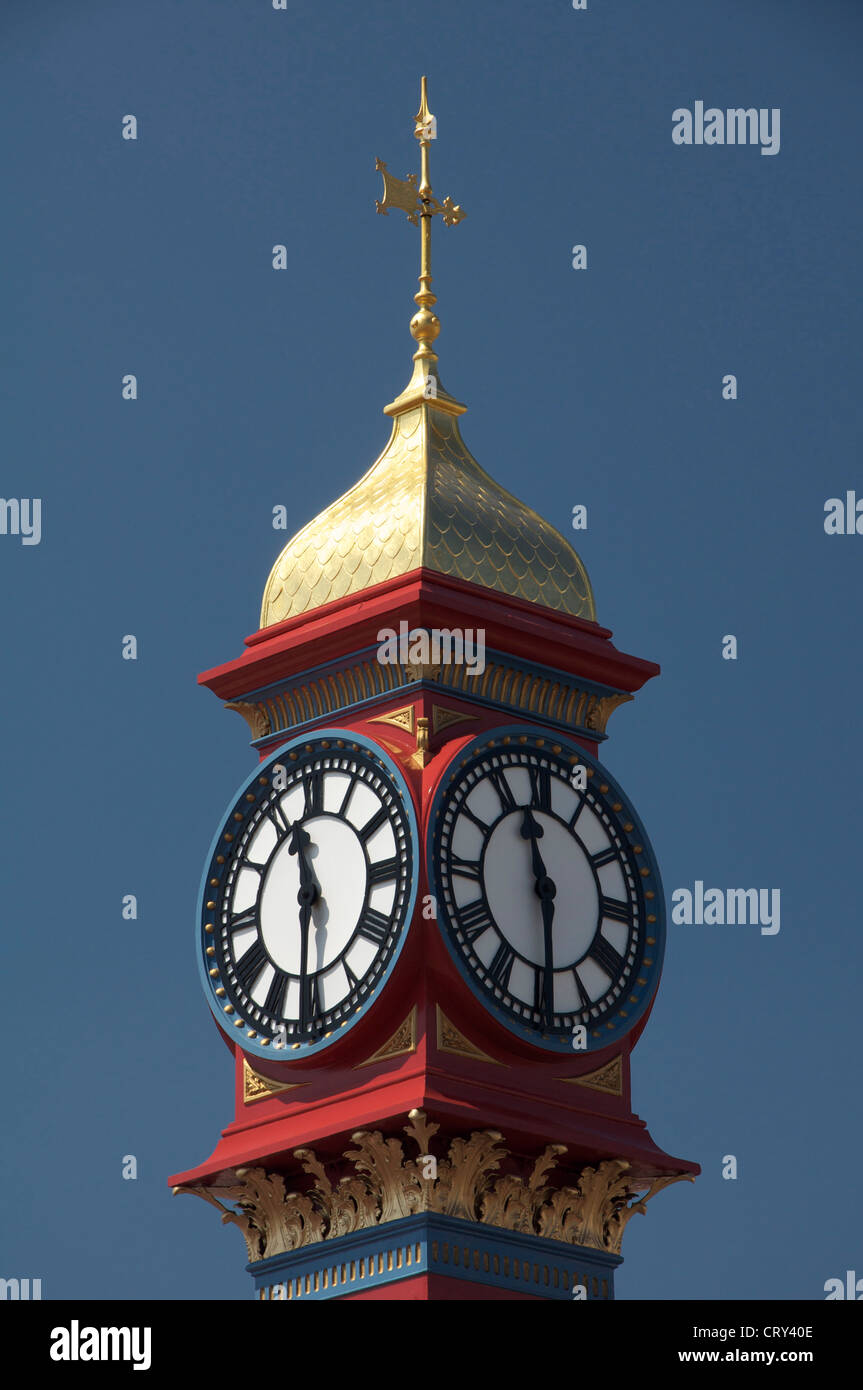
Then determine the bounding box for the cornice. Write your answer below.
[199,570,658,703]
[220,642,633,748]
[174,1109,693,1265]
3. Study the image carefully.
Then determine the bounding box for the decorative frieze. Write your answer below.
[224,649,630,746]
[174,1110,692,1264]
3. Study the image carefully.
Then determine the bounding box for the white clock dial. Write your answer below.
[201,738,414,1051]
[431,735,662,1049]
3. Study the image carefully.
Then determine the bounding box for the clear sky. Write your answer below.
[2,0,861,1301]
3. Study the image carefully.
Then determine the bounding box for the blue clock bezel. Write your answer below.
[426,725,666,1054]
[197,729,419,1061]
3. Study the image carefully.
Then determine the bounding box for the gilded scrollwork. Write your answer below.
[224,700,271,740]
[432,1130,507,1221]
[480,1144,567,1235]
[536,1161,693,1255]
[293,1148,377,1239]
[345,1129,427,1224]
[174,1112,693,1262]
[173,1180,265,1263]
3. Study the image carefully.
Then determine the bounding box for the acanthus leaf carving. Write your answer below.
[480,1143,567,1234]
[173,1181,264,1263]
[432,1130,507,1221]
[174,1116,694,1263]
[345,1129,425,1224]
[294,1147,376,1239]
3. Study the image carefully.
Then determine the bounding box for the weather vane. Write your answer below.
[376,77,465,367]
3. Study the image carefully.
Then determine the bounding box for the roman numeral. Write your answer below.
[300,974,322,1030]
[367,856,399,886]
[531,959,554,1025]
[568,798,586,832]
[488,941,515,989]
[358,805,388,843]
[572,967,592,1012]
[338,775,358,819]
[588,935,625,982]
[230,907,258,931]
[265,799,291,840]
[263,969,290,1019]
[357,907,391,946]
[533,967,544,1013]
[459,900,494,941]
[459,804,490,836]
[532,965,556,1019]
[302,768,324,817]
[600,896,631,923]
[487,768,516,816]
[235,936,269,991]
[450,855,482,882]
[528,763,552,812]
[591,847,618,869]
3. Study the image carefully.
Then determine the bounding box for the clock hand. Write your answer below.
[520,808,557,1028]
[288,821,319,903]
[288,821,319,1030]
[537,891,556,1030]
[520,808,556,899]
[296,894,314,1029]
[520,807,548,879]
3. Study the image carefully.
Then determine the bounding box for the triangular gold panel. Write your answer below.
[432,704,478,735]
[355,1008,417,1068]
[435,1006,503,1065]
[243,1058,307,1106]
[559,1054,623,1096]
[368,705,415,735]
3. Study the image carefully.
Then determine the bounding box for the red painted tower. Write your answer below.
[170,79,698,1301]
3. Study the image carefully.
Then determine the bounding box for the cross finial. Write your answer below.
[375,77,466,364]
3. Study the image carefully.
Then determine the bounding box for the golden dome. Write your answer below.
[261,78,594,631]
[260,359,596,628]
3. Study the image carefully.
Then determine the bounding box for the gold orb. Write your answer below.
[410,308,440,343]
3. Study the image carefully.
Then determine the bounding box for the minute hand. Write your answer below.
[520,809,557,1027]
[288,822,318,901]
[520,809,551,886]
[288,821,319,1029]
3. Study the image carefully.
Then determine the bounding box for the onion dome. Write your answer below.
[260,77,595,629]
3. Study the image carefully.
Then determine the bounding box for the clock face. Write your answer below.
[199,733,417,1059]
[429,730,664,1053]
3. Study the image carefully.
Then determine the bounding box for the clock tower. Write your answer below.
[170,79,698,1301]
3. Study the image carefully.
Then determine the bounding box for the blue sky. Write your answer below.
[1,0,861,1301]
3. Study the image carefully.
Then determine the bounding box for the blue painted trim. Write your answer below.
[248,1213,621,1301]
[240,645,622,711]
[425,724,667,1055]
[196,729,419,1062]
[232,645,623,747]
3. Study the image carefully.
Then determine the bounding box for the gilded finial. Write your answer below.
[376,77,466,379]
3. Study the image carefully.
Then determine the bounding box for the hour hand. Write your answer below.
[520,807,543,842]
[520,808,548,884]
[288,821,319,905]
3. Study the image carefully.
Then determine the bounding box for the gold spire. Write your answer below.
[374,76,466,413]
[259,81,596,630]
